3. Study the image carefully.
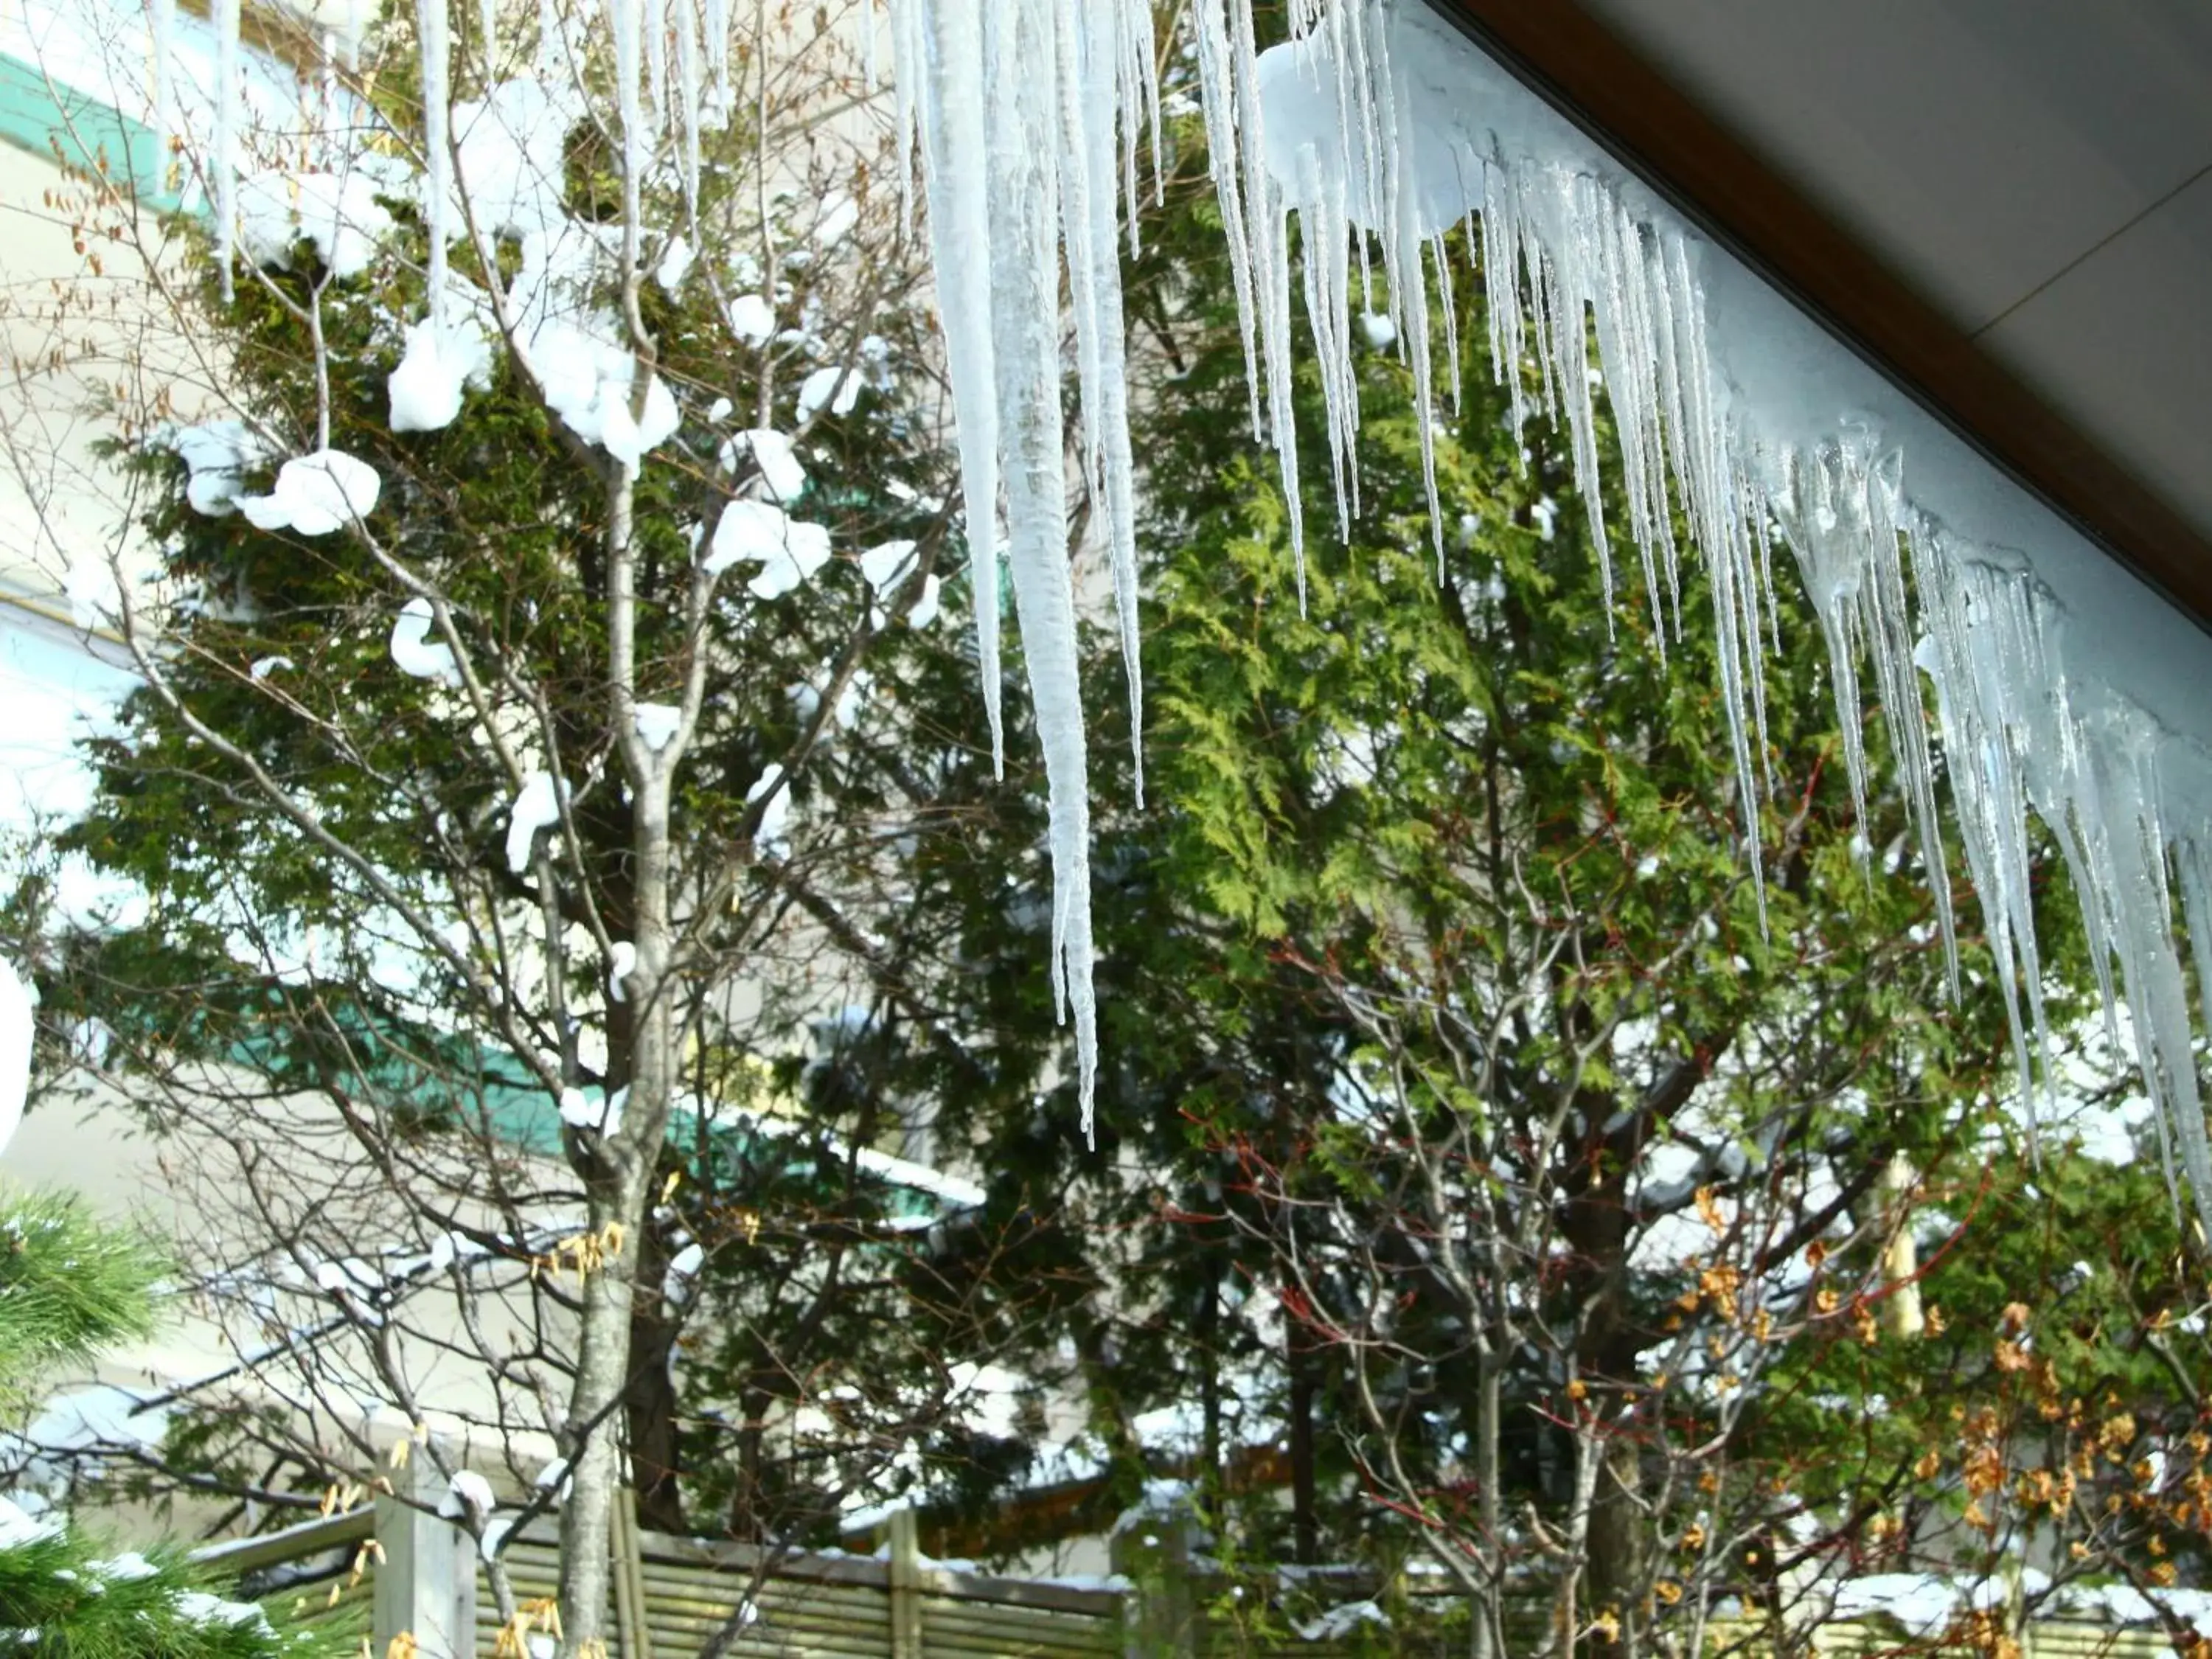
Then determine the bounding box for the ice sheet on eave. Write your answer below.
[1250,0,2212,1223]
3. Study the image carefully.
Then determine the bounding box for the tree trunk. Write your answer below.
[1199,1258,1222,1481]
[557,459,681,1654]
[1564,1096,1646,1659]
[1288,1330,1319,1566]
[1470,1354,1503,1659]
[1584,1427,1645,1659]
[625,1230,688,1534]
[728,1383,773,1542]
[554,1214,639,1656]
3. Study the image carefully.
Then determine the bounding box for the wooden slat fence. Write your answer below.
[478,1511,1119,1658]
[195,1502,2210,1659]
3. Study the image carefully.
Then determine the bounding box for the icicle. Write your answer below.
[1346,0,1441,567]
[479,0,498,68]
[889,0,917,237]
[214,0,240,302]
[1433,229,1461,422]
[647,0,671,137]
[706,0,729,105]
[2180,843,2212,1217]
[1126,0,1162,216]
[1194,0,1264,442]
[609,0,644,249]
[894,0,1005,773]
[985,0,1096,1143]
[1916,549,2059,1136]
[538,0,562,78]
[1056,0,1145,804]
[316,30,339,171]
[1230,0,1303,574]
[675,0,701,223]
[419,0,451,327]
[2087,721,2212,1242]
[857,0,2212,1180]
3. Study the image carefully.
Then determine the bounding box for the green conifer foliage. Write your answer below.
[0,1192,321,1657]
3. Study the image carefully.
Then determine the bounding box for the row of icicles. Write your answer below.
[164,0,2212,1220]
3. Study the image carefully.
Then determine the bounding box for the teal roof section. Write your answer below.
[232,1005,967,1225]
[0,50,181,213]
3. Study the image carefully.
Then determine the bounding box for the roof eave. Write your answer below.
[1417,0,2212,637]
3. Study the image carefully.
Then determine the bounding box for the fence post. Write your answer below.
[373,1458,479,1659]
[611,1486,655,1659]
[1111,1487,1198,1659]
[887,1507,924,1659]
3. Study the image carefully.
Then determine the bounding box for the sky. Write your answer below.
[0,602,143,930]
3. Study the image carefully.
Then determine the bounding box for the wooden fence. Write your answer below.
[192,1494,2210,1659]
[198,1492,1133,1659]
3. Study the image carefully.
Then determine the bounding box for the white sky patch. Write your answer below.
[633,703,681,751]
[746,764,791,856]
[0,956,33,1161]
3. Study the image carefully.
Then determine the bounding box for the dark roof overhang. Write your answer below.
[1418,0,2212,637]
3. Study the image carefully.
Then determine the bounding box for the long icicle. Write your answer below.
[985,0,1096,1144]
[1056,1,1146,806]
[894,0,1006,776]
[418,0,451,326]
[213,0,240,302]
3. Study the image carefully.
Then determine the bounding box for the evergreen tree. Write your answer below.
[21,6,1049,1646]
[0,987,316,1657]
[886,95,2206,1646]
